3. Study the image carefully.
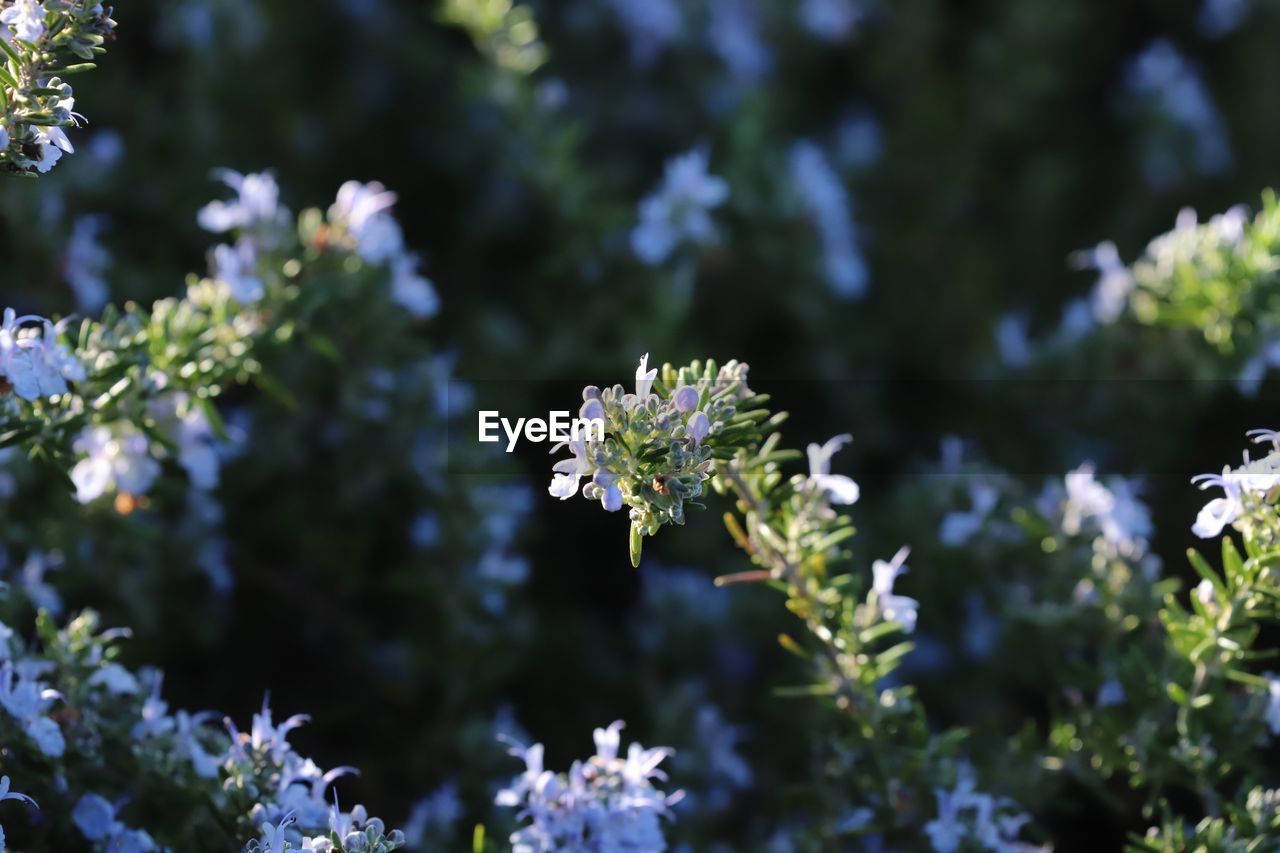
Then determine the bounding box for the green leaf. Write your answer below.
[1186,548,1225,594]
[629,522,643,568]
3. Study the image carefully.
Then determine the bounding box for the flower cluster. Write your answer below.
[1191,429,1280,541]
[548,354,1046,849]
[923,766,1034,853]
[495,720,682,851]
[1,170,439,508]
[0,0,116,175]
[547,353,764,565]
[0,608,402,850]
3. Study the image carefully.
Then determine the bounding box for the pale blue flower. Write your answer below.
[329,181,403,263]
[64,216,111,313]
[1125,41,1231,186]
[88,662,140,695]
[497,720,680,851]
[806,434,860,505]
[687,411,710,445]
[1198,0,1251,38]
[1071,241,1134,324]
[0,660,64,757]
[198,170,288,235]
[631,149,729,265]
[1265,675,1280,735]
[788,140,866,298]
[800,0,863,41]
[1,1,47,43]
[211,239,265,304]
[939,482,999,547]
[707,0,772,84]
[390,253,439,319]
[604,0,682,67]
[70,423,162,504]
[403,782,463,846]
[672,385,699,413]
[994,313,1032,367]
[72,793,117,841]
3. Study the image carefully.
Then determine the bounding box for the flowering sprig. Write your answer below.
[0,607,403,849]
[549,355,1038,847]
[547,354,775,566]
[0,171,438,508]
[0,0,116,175]
[494,720,681,851]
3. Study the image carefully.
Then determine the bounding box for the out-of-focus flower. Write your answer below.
[789,140,867,298]
[211,239,264,304]
[631,148,729,265]
[63,216,111,313]
[1071,241,1134,325]
[869,546,919,634]
[496,720,682,851]
[800,0,863,41]
[70,424,162,504]
[0,310,84,401]
[707,0,772,84]
[198,170,289,236]
[807,433,860,505]
[1,1,47,43]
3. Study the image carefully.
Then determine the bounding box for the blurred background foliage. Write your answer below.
[5,0,1280,847]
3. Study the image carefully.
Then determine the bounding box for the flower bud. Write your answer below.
[672,384,699,412]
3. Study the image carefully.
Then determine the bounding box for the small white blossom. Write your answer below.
[70,423,162,504]
[329,180,403,263]
[198,170,288,236]
[806,433,860,505]
[870,546,919,633]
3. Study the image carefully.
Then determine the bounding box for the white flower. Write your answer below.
[1,0,47,43]
[198,170,287,235]
[870,546,918,633]
[70,424,162,504]
[635,352,657,400]
[631,148,729,265]
[329,180,403,263]
[548,438,593,499]
[0,310,83,400]
[32,125,73,173]
[806,433,860,505]
[1190,467,1244,539]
